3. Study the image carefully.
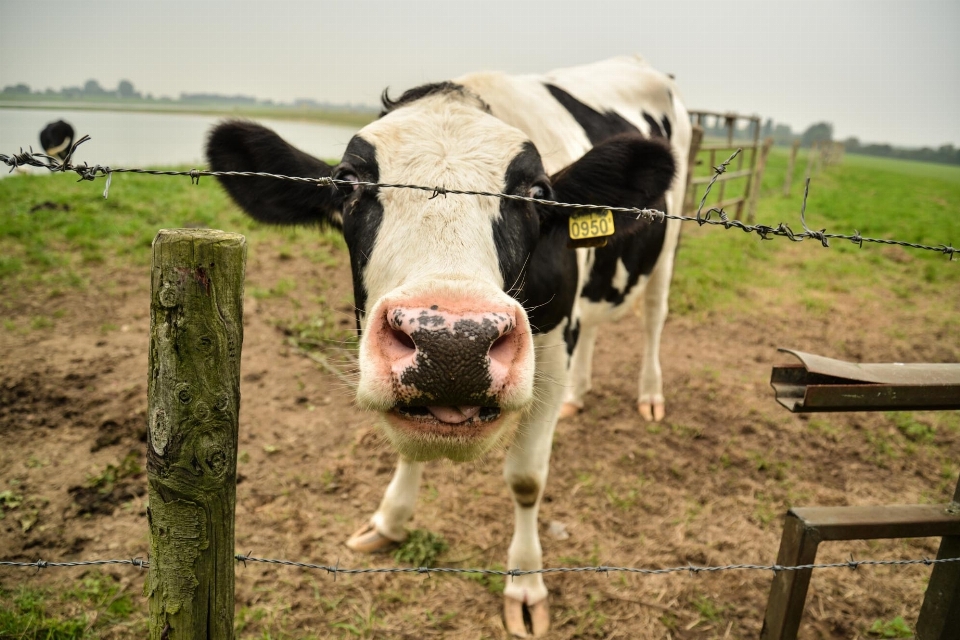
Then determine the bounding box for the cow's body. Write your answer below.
[207,55,690,637]
[39,120,74,161]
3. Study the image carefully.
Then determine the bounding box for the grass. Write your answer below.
[672,147,960,316]
[0,573,143,639]
[393,529,449,568]
[1,147,959,637]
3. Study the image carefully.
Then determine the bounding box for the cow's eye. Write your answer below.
[334,166,360,192]
[527,181,551,201]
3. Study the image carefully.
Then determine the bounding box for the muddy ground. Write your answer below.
[1,232,958,639]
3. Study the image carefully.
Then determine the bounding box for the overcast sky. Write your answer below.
[1,0,957,148]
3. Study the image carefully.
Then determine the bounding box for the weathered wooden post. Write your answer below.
[746,137,774,223]
[782,139,800,197]
[147,229,246,640]
[916,475,960,640]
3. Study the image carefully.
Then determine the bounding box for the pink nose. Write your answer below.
[373,304,524,405]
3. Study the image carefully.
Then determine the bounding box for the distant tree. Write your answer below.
[800,122,833,148]
[761,118,773,139]
[2,83,32,95]
[772,123,794,145]
[843,137,860,151]
[118,79,137,98]
[83,79,105,95]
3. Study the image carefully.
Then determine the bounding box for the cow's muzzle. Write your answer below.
[361,301,532,433]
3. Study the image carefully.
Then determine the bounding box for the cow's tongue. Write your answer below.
[426,406,482,424]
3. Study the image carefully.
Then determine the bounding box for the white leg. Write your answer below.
[503,328,566,637]
[638,219,680,422]
[346,458,423,552]
[559,323,599,418]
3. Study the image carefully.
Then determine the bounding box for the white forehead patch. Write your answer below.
[357,92,531,304]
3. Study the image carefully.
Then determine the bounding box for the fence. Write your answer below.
[2,137,956,259]
[684,110,774,223]
[1,137,959,637]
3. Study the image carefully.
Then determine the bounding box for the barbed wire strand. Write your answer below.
[1,136,954,260]
[2,554,958,578]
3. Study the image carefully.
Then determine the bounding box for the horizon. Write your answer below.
[1,0,958,149]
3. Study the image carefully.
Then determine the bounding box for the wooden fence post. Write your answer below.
[916,475,960,640]
[782,140,800,197]
[147,229,246,640]
[746,137,774,223]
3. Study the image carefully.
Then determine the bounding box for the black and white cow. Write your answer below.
[39,120,75,161]
[207,55,690,637]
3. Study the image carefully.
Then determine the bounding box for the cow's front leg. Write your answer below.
[346,457,423,552]
[559,323,597,419]
[503,330,565,637]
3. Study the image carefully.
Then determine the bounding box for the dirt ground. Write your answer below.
[1,233,958,639]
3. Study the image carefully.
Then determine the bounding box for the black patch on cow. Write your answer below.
[494,142,580,337]
[580,196,668,305]
[547,134,676,236]
[563,317,580,357]
[338,136,382,329]
[661,115,673,140]
[509,476,540,508]
[541,135,676,309]
[544,84,640,145]
[206,120,343,227]
[643,112,665,139]
[380,82,487,116]
[395,316,504,406]
[495,142,547,300]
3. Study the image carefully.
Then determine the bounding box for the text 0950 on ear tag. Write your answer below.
[568,209,615,249]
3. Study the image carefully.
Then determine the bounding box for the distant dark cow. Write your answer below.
[39,120,75,160]
[207,55,690,637]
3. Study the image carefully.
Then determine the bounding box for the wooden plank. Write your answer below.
[792,505,960,541]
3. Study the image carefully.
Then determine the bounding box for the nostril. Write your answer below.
[488,331,515,365]
[390,328,416,352]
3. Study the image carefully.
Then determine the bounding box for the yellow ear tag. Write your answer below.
[568,209,615,249]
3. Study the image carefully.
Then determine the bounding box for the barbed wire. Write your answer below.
[1,135,955,260]
[3,554,958,578]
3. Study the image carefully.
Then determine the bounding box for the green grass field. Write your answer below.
[0,148,958,637]
[2,148,956,301]
[671,147,959,315]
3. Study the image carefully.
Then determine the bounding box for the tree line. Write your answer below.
[0,79,375,113]
[701,117,959,167]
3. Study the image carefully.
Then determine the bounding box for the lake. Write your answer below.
[0,107,359,177]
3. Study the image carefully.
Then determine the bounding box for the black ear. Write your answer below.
[544,133,676,236]
[206,120,343,228]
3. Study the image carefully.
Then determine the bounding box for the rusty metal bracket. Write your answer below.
[764,348,960,639]
[770,349,960,412]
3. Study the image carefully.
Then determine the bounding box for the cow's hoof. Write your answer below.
[345,522,402,553]
[558,402,582,420]
[638,401,665,422]
[504,596,550,637]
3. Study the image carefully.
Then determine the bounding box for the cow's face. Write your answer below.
[332,92,547,460]
[206,87,675,462]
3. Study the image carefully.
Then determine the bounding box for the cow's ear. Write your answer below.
[206,120,344,228]
[542,134,676,236]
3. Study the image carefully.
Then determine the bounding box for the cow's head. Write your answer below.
[207,83,675,461]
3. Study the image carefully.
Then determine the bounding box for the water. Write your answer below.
[0,107,359,177]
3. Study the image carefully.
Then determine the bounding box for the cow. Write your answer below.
[39,120,75,161]
[206,55,690,637]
